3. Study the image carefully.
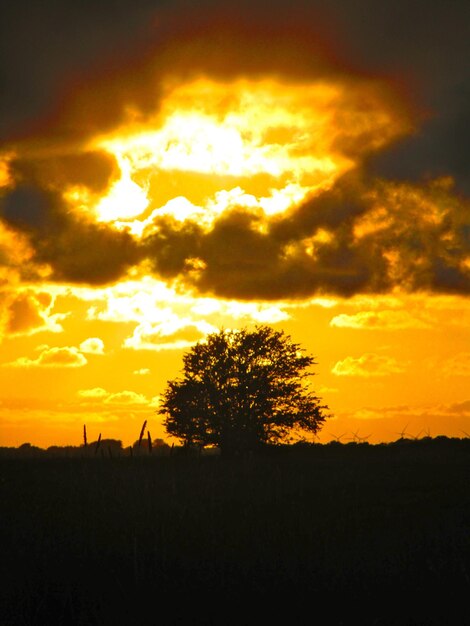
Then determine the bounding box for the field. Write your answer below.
[2,439,470,625]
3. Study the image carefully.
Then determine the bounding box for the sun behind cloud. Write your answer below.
[86,77,409,229]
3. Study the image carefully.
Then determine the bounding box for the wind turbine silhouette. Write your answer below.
[352,430,371,443]
[421,426,432,439]
[329,432,347,443]
[395,423,411,441]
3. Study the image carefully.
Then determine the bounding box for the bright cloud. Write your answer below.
[78,387,108,398]
[79,337,105,354]
[8,346,87,368]
[104,390,148,405]
[133,368,150,376]
[84,277,291,327]
[78,387,149,405]
[123,319,218,351]
[332,353,407,377]
[330,310,431,330]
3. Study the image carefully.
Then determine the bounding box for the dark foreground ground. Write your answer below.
[2,439,470,625]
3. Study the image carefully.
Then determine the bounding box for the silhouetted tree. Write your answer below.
[158,326,329,455]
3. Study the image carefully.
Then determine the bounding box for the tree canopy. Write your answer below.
[158,326,329,455]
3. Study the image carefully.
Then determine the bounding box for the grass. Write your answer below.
[1,439,470,624]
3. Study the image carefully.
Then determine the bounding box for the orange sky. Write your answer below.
[0,1,469,448]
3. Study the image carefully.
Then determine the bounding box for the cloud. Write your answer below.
[78,387,108,399]
[148,395,161,408]
[124,319,217,351]
[5,292,50,333]
[0,1,345,144]
[330,310,431,330]
[0,289,66,340]
[104,390,148,405]
[332,352,407,377]
[79,337,105,354]
[0,184,143,285]
[139,173,470,300]
[446,400,470,415]
[0,220,34,285]
[78,387,148,405]
[2,145,469,302]
[2,0,468,186]
[133,368,150,375]
[3,336,101,368]
[341,400,470,423]
[10,151,119,194]
[143,178,373,299]
[84,277,291,327]
[0,0,469,302]
[7,345,87,368]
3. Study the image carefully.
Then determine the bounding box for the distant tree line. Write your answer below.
[2,434,470,460]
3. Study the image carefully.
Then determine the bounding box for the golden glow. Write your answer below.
[2,66,469,450]
[94,157,149,222]
[84,77,407,227]
[95,79,345,175]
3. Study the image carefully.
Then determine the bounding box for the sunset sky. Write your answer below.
[0,0,469,448]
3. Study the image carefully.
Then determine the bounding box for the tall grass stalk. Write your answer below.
[138,420,147,448]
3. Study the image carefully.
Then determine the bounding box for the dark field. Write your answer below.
[2,439,470,625]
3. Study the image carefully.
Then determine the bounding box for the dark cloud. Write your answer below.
[197,210,283,298]
[11,151,119,193]
[188,180,384,299]
[144,218,203,279]
[1,168,468,297]
[0,184,142,284]
[1,186,56,233]
[141,173,469,299]
[271,173,368,241]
